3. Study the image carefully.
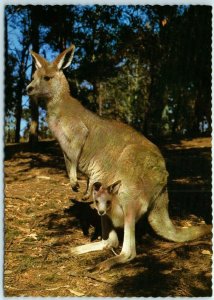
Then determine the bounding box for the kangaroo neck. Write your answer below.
[47,93,89,121]
[47,91,73,115]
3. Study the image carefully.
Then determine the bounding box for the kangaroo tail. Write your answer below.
[148,188,211,242]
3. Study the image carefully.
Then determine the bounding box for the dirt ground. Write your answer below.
[4,137,212,297]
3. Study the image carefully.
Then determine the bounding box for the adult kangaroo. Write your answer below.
[27,44,211,271]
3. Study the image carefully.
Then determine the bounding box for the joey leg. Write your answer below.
[70,215,118,255]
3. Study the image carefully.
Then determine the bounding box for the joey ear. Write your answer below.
[107,180,121,195]
[71,198,78,204]
[30,51,48,69]
[92,182,102,192]
[53,44,75,70]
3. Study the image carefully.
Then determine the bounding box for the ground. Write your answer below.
[4,137,212,297]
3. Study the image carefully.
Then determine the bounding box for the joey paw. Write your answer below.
[82,193,90,201]
[70,247,81,256]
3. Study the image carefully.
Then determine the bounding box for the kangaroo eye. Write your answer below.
[44,76,51,81]
[107,200,111,205]
[95,200,99,205]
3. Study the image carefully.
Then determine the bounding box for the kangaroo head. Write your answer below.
[92,180,121,216]
[26,45,75,102]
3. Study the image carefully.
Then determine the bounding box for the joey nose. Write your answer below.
[99,210,105,216]
[27,86,34,94]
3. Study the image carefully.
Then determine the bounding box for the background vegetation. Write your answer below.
[4,5,212,296]
[4,5,211,146]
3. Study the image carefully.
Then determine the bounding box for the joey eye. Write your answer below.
[44,76,51,81]
[107,200,111,205]
[95,200,99,205]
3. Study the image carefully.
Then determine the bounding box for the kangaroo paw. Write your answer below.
[71,182,80,192]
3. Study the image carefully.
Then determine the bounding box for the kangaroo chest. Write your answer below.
[48,116,70,152]
[108,203,124,228]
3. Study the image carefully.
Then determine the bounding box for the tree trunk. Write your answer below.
[29,99,39,147]
[28,8,40,149]
[98,82,103,116]
[14,98,22,143]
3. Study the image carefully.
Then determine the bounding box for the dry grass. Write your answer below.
[4,138,212,297]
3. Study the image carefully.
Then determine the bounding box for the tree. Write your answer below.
[5,6,31,143]
[5,5,212,143]
[28,6,41,148]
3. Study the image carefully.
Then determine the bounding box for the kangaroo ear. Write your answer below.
[54,44,75,70]
[92,182,102,192]
[30,51,48,69]
[107,180,121,195]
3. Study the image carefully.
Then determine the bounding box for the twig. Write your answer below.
[5,285,42,291]
[69,271,114,285]
[111,248,119,256]
[5,195,30,202]
[6,240,13,250]
[37,175,51,180]
[5,249,24,252]
[42,245,57,261]
[5,284,84,296]
[152,240,212,257]
[46,285,84,296]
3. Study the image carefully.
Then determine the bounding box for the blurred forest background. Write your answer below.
[4,5,211,146]
[4,6,212,296]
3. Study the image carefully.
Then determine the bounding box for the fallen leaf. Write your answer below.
[26,233,38,240]
[201,250,211,255]
[67,289,85,296]
[160,270,172,275]
[37,176,51,180]
[204,272,212,278]
[4,270,13,275]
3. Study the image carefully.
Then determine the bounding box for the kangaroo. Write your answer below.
[27,44,211,272]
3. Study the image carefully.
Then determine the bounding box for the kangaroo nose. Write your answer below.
[99,210,105,216]
[27,86,34,94]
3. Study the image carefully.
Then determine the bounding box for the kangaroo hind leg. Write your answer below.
[93,201,139,272]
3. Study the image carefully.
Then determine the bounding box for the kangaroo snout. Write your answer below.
[26,85,34,94]
[98,210,105,216]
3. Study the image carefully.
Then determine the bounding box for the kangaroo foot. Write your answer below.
[91,250,136,273]
[89,255,123,273]
[71,182,80,192]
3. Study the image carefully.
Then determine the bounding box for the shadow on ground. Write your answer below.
[163,146,212,223]
[4,137,212,297]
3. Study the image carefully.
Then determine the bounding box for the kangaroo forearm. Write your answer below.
[63,151,79,188]
[63,152,72,175]
[62,125,88,187]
